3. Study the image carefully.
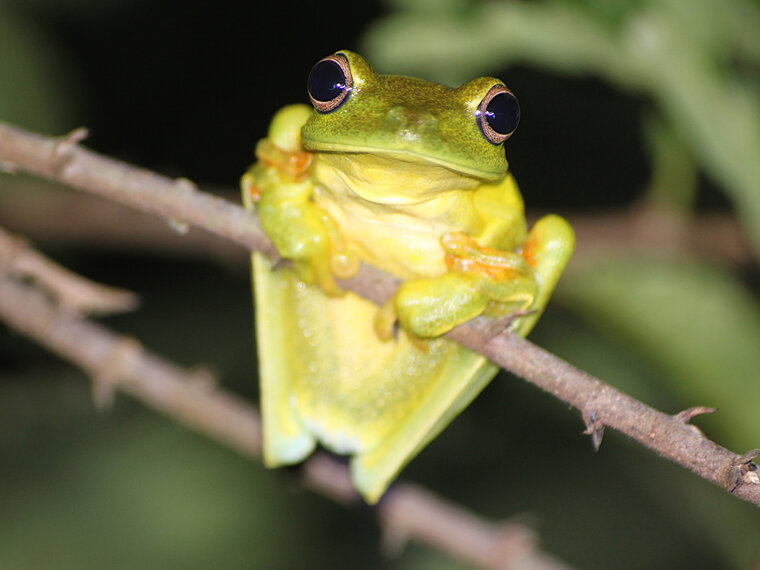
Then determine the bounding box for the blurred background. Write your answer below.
[2,0,760,567]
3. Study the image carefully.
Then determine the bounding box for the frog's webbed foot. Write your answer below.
[274,207,359,297]
[508,214,575,336]
[373,232,540,342]
[280,207,357,296]
[442,232,537,308]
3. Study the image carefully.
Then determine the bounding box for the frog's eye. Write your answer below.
[477,85,520,145]
[307,54,353,113]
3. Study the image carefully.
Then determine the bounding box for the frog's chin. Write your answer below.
[312,151,490,206]
[303,142,504,182]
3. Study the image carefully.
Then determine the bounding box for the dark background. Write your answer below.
[1,1,756,568]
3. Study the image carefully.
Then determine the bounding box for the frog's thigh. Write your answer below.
[351,345,498,504]
[253,253,317,466]
[513,214,575,336]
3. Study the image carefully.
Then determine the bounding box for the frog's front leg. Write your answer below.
[376,215,574,341]
[241,105,358,295]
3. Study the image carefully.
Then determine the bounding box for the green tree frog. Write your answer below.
[241,51,574,504]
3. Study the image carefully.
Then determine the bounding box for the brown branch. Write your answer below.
[1,120,759,508]
[0,125,279,260]
[0,177,246,267]
[0,269,571,570]
[0,224,138,315]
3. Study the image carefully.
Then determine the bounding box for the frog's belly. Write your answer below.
[290,283,453,452]
[284,268,469,454]
[313,183,482,279]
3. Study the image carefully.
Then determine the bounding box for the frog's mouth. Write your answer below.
[303,141,505,182]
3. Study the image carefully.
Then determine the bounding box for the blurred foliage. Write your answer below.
[1,0,760,568]
[0,2,73,132]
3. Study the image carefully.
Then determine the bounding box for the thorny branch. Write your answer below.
[0,122,759,507]
[0,225,138,315]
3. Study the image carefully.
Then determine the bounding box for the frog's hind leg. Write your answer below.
[512,214,575,336]
[253,253,317,467]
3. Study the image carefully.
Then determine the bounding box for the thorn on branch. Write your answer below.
[582,409,605,451]
[90,337,144,410]
[174,177,199,193]
[726,449,760,493]
[673,406,717,438]
[165,178,199,235]
[674,406,717,424]
[91,376,117,411]
[167,218,191,235]
[489,521,537,565]
[51,127,89,176]
[483,309,536,340]
[187,365,218,392]
[379,514,411,558]
[269,254,285,270]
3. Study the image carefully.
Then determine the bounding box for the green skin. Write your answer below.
[241,51,575,502]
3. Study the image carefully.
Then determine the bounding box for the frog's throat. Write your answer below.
[311,152,482,207]
[311,151,491,207]
[302,142,505,182]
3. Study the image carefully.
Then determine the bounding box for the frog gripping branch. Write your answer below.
[241,51,575,504]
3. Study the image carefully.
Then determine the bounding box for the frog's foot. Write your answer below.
[374,297,397,342]
[251,177,358,297]
[442,232,529,282]
[322,214,360,281]
[287,227,359,297]
[375,233,544,341]
[255,136,312,180]
[374,271,489,341]
[509,214,575,336]
[296,211,359,295]
[443,231,537,312]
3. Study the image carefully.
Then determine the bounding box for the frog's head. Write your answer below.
[301,51,519,181]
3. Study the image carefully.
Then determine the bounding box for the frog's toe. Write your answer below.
[374,297,398,341]
[522,214,575,276]
[311,261,343,296]
[330,250,360,280]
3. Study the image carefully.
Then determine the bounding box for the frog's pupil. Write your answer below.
[485,92,519,135]
[308,60,347,103]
